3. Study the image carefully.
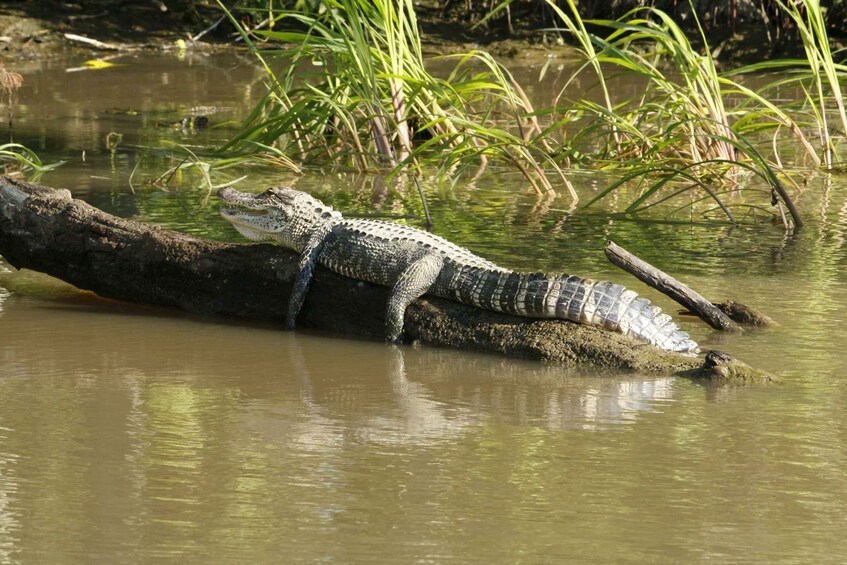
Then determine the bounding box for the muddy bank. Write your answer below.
[0,0,204,57]
[2,0,843,65]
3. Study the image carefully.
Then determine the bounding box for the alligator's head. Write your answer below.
[218,186,341,252]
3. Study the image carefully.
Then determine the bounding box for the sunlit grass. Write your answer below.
[211,0,575,198]
[529,1,807,228]
[778,0,847,168]
[0,143,63,176]
[726,0,847,169]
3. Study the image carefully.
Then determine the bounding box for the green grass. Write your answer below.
[726,0,847,169]
[530,0,814,228]
[213,0,575,198]
[0,143,63,176]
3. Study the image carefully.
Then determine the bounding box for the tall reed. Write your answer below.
[538,1,804,227]
[216,0,575,197]
[204,0,830,228]
[0,61,23,141]
[765,0,845,167]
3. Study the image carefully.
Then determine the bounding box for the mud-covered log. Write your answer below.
[0,177,774,383]
[605,240,743,332]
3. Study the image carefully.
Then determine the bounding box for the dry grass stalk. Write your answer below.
[0,60,23,138]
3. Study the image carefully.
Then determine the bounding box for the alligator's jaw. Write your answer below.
[219,205,276,239]
[223,216,273,241]
[218,188,284,241]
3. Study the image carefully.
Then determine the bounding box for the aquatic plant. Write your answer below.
[193,0,838,230]
[550,2,737,164]
[0,63,62,178]
[729,0,847,169]
[151,141,251,198]
[470,0,847,228]
[213,0,575,198]
[0,143,63,176]
[536,1,806,227]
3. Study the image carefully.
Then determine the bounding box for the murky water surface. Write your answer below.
[2,52,847,563]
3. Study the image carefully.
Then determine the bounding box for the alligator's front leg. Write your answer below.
[386,253,444,342]
[287,223,335,329]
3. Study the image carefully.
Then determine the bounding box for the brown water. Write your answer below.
[2,51,847,563]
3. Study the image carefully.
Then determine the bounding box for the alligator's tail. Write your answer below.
[445,268,699,353]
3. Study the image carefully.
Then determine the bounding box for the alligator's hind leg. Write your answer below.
[386,254,444,342]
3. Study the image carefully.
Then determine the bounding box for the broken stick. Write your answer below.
[63,33,128,51]
[605,241,742,332]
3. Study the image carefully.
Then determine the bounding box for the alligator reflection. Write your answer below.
[376,347,676,433]
[0,292,678,440]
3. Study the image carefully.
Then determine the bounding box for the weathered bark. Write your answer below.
[605,240,744,332]
[0,177,775,383]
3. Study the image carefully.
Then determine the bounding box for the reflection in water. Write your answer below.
[562,378,675,431]
[380,348,678,432]
[0,424,18,565]
[0,292,688,561]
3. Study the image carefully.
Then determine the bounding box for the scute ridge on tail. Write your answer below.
[441,267,699,353]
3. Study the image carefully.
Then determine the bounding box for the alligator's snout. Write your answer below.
[217,187,270,211]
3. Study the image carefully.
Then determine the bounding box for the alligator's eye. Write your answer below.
[268,187,295,204]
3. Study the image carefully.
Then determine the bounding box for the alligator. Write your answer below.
[217,186,699,353]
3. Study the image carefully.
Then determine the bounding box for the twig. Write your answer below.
[234,16,270,43]
[412,175,433,230]
[605,241,742,332]
[770,179,803,230]
[192,15,226,42]
[64,33,128,51]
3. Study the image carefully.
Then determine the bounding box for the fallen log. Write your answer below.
[0,177,775,383]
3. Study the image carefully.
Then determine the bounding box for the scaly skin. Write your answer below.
[218,186,699,353]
